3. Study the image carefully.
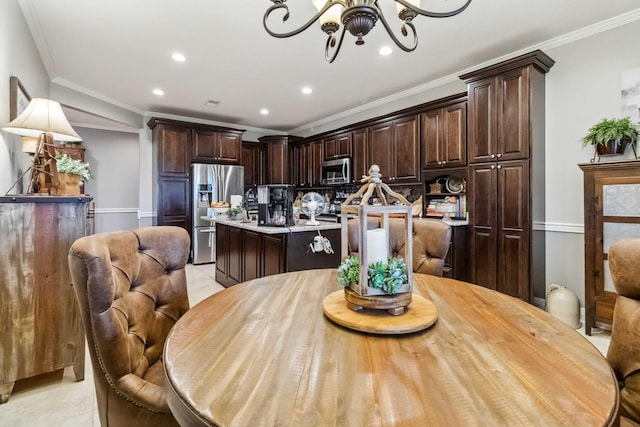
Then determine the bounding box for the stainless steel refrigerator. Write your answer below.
[192,163,244,265]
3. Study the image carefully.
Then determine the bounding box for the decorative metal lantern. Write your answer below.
[339,165,413,315]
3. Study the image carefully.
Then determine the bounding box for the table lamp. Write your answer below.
[3,98,82,194]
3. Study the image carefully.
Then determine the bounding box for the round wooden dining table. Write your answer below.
[163,269,619,427]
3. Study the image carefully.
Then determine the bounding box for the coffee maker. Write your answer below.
[257,184,295,226]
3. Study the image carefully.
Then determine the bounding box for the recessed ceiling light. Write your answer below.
[260,109,269,115]
[172,53,186,62]
[153,88,165,96]
[302,86,313,95]
[378,46,393,56]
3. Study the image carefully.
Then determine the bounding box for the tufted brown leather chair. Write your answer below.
[68,226,190,427]
[607,238,640,427]
[348,217,451,276]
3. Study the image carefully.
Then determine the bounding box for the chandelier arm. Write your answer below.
[326,27,347,63]
[263,0,348,38]
[377,6,418,52]
[394,0,472,18]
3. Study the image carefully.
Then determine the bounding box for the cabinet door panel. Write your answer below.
[394,116,419,181]
[262,234,285,277]
[243,230,261,281]
[498,232,527,299]
[472,229,497,290]
[159,126,190,175]
[469,165,497,229]
[443,102,467,167]
[500,160,529,230]
[421,109,442,170]
[337,133,352,157]
[497,68,529,160]
[216,224,229,278]
[218,132,242,163]
[192,129,217,161]
[369,123,394,180]
[323,137,338,160]
[352,129,368,183]
[468,79,495,163]
[310,140,324,186]
[158,177,190,231]
[229,227,243,284]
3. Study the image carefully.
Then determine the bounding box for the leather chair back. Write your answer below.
[348,217,451,276]
[68,226,189,427]
[607,238,640,425]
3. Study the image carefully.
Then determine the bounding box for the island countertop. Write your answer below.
[200,216,341,234]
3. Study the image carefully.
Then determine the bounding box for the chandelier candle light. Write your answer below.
[263,0,472,63]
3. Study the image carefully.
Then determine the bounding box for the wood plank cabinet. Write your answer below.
[148,118,245,235]
[259,135,293,185]
[323,133,352,160]
[369,115,419,183]
[193,128,243,163]
[579,160,640,335]
[461,50,554,302]
[293,142,310,188]
[352,128,369,183]
[241,142,266,188]
[421,100,467,170]
[215,223,286,286]
[468,160,530,299]
[0,196,92,403]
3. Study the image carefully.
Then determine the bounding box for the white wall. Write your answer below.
[0,0,49,194]
[543,20,640,305]
[77,127,141,232]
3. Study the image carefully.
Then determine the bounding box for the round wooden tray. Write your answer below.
[322,290,438,334]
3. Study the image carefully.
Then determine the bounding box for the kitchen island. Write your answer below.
[206,216,341,287]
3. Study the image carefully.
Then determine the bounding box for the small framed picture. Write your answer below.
[10,76,31,121]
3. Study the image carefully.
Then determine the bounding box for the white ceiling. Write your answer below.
[18,0,640,134]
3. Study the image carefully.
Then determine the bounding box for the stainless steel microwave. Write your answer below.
[321,158,351,186]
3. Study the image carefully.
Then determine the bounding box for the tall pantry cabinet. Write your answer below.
[460,50,554,302]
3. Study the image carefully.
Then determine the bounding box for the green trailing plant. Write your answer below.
[582,117,639,147]
[337,255,408,294]
[55,153,93,181]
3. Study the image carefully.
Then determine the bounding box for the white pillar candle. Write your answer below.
[366,228,388,266]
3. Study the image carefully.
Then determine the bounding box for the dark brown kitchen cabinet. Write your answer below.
[215,223,244,287]
[242,142,266,187]
[150,120,191,231]
[310,140,324,186]
[293,143,310,187]
[323,133,352,160]
[469,160,530,300]
[215,223,286,286]
[352,128,368,183]
[461,50,553,303]
[421,100,467,170]
[148,118,246,236]
[259,135,293,185]
[579,161,640,335]
[193,128,243,163]
[369,114,419,183]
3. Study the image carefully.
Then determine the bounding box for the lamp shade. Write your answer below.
[3,98,81,142]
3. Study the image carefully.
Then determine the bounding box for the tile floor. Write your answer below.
[0,263,611,426]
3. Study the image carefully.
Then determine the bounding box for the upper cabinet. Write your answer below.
[352,128,368,183]
[193,128,243,163]
[463,52,554,164]
[369,114,419,183]
[323,132,352,160]
[148,117,246,233]
[259,135,298,185]
[421,99,467,170]
[242,142,267,187]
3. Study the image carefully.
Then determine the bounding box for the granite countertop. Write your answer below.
[439,218,469,226]
[201,216,341,234]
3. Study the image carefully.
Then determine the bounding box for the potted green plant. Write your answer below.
[55,153,93,195]
[582,117,639,157]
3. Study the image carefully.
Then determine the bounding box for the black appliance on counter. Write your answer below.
[257,184,295,226]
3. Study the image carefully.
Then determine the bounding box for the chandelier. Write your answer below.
[263,0,472,63]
